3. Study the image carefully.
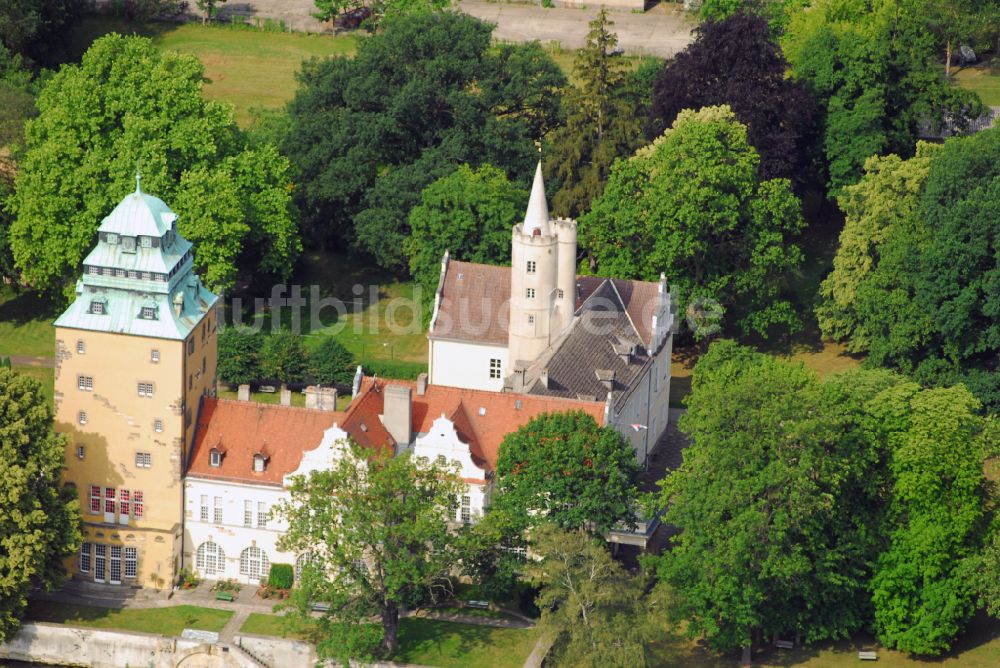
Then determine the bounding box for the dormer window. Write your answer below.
[140,306,157,320]
[209,449,222,467]
[253,454,267,472]
[140,236,152,248]
[121,236,136,253]
[106,233,118,245]
[90,300,106,315]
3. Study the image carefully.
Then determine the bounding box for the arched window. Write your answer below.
[240,546,269,580]
[295,552,316,582]
[196,541,226,575]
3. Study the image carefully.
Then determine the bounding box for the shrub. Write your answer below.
[259,330,308,383]
[269,563,294,590]
[217,326,264,386]
[177,568,200,589]
[362,359,426,380]
[308,338,356,386]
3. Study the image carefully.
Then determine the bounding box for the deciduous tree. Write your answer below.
[282,12,564,271]
[0,368,82,641]
[216,326,264,387]
[583,105,804,338]
[9,34,300,298]
[308,337,355,386]
[259,330,308,384]
[276,441,463,660]
[494,410,639,535]
[405,164,525,295]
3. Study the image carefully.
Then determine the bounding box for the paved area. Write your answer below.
[208,0,694,57]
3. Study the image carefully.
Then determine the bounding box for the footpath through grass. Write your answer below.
[26,601,233,636]
[240,613,537,668]
[68,18,359,126]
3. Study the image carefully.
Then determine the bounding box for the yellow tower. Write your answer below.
[54,179,218,588]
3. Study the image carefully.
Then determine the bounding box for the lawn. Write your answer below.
[240,613,537,668]
[25,601,233,636]
[68,18,359,126]
[0,285,57,359]
[953,58,1000,106]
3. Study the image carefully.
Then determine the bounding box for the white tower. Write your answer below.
[508,162,578,365]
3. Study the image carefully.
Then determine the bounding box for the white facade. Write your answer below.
[412,414,490,523]
[428,338,507,392]
[182,424,350,584]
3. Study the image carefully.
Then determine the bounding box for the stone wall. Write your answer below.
[235,633,315,666]
[0,623,254,668]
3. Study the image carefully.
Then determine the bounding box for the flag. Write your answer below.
[630,423,647,432]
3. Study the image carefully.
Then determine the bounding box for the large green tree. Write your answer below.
[494,410,639,535]
[405,163,525,295]
[0,368,82,641]
[525,524,666,668]
[545,10,648,218]
[9,34,300,297]
[783,0,982,196]
[583,105,805,338]
[276,441,463,660]
[868,383,992,655]
[281,12,565,271]
[0,0,85,65]
[312,0,450,30]
[815,142,941,350]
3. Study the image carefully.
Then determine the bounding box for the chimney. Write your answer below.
[280,387,292,406]
[511,361,529,393]
[383,385,412,445]
[416,373,428,396]
[613,343,632,365]
[305,386,338,411]
[595,369,615,392]
[540,368,549,390]
[237,384,250,401]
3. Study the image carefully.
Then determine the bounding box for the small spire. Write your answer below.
[135,160,142,194]
[523,160,550,236]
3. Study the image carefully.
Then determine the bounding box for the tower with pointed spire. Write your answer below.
[508,161,578,365]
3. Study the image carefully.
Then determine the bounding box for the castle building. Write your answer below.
[427,162,676,465]
[54,179,219,587]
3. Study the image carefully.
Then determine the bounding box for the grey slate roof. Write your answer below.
[522,279,651,407]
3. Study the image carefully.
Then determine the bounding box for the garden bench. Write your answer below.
[858,651,878,661]
[215,591,235,602]
[465,600,490,610]
[259,385,277,393]
[312,602,331,612]
[774,640,794,650]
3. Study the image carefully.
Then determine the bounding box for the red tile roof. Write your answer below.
[429,260,661,348]
[350,377,607,472]
[187,398,347,486]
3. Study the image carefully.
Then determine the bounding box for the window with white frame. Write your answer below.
[115,269,126,278]
[253,454,266,472]
[77,444,85,460]
[89,485,101,514]
[257,502,268,528]
[76,340,85,354]
[150,349,160,363]
[200,495,209,522]
[140,236,152,248]
[489,358,501,379]
[78,411,88,425]
[460,495,471,524]
[137,382,154,397]
[104,487,116,515]
[295,553,315,582]
[135,452,151,469]
[528,314,535,325]
[124,547,137,579]
[119,489,130,520]
[140,306,157,320]
[213,496,223,524]
[244,500,252,527]
[154,419,163,433]
[197,541,226,575]
[240,546,269,580]
[133,491,143,518]
[526,260,536,273]
[526,287,535,299]
[210,449,222,467]
[90,301,105,315]
[79,543,92,573]
[78,375,93,391]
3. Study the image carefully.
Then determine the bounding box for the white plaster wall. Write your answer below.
[235,634,315,667]
[413,415,491,523]
[610,332,674,466]
[183,477,299,584]
[429,339,507,392]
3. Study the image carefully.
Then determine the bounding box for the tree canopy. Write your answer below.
[647,10,819,186]
[281,12,565,272]
[8,34,300,297]
[494,410,639,535]
[276,441,463,660]
[783,0,982,196]
[0,368,82,641]
[405,163,525,297]
[0,0,86,65]
[583,105,804,338]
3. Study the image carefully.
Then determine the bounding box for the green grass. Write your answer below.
[240,613,537,667]
[953,58,1000,106]
[68,18,359,126]
[25,602,233,636]
[0,286,57,359]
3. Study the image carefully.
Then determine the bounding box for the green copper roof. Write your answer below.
[55,185,218,341]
